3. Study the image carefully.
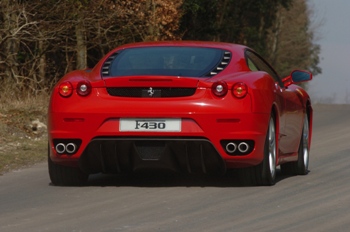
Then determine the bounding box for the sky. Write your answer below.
[307,0,350,104]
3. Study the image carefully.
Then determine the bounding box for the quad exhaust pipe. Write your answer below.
[66,143,77,154]
[55,142,77,154]
[226,142,237,153]
[55,143,66,154]
[225,141,251,154]
[238,142,249,153]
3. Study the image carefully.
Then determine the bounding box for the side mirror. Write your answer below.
[283,70,312,87]
[291,70,312,83]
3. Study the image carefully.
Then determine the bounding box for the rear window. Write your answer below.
[102,47,228,77]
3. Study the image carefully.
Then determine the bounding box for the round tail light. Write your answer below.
[77,80,92,96]
[58,81,73,97]
[212,81,228,97]
[232,82,248,98]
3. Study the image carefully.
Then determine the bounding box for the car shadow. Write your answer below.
[83,168,295,188]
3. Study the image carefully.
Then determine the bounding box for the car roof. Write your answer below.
[115,41,249,53]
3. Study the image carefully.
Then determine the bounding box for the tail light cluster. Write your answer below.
[59,80,92,97]
[232,82,248,98]
[211,81,248,98]
[212,81,228,97]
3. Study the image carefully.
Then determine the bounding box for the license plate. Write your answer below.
[119,118,181,132]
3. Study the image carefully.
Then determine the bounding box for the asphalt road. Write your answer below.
[1,104,350,232]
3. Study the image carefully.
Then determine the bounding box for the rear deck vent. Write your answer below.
[206,51,231,77]
[101,52,119,77]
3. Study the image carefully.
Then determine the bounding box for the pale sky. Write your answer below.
[307,0,350,104]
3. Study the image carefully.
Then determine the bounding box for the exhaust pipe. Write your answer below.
[55,143,66,154]
[226,142,237,153]
[66,143,77,154]
[238,142,249,153]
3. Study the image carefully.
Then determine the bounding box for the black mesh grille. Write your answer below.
[106,87,196,98]
[134,141,166,160]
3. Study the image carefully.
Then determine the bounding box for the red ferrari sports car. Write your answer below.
[48,41,312,186]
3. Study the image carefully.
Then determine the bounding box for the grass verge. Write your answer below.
[0,93,49,175]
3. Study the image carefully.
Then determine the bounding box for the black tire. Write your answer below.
[48,147,88,186]
[238,114,277,186]
[281,114,310,175]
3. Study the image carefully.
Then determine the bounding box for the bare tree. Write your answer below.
[266,0,322,78]
[0,0,38,84]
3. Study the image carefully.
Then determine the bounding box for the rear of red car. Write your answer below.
[48,42,272,185]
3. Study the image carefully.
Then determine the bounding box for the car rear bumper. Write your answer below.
[49,115,270,173]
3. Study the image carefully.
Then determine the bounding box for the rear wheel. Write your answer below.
[48,146,88,186]
[281,114,310,175]
[238,114,277,186]
[262,115,277,185]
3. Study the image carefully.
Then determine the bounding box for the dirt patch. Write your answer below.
[0,97,48,175]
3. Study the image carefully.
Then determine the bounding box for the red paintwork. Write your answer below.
[48,41,312,172]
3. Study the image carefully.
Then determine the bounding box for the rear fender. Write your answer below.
[248,73,276,114]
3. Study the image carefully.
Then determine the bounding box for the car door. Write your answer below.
[281,85,304,153]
